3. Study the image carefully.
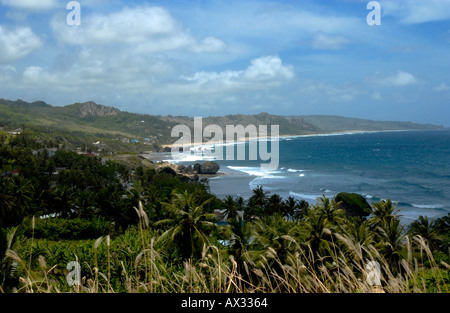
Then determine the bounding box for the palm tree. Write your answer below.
[346,217,375,247]
[244,197,256,221]
[408,215,440,250]
[49,185,76,219]
[0,178,14,229]
[223,195,237,221]
[337,216,376,264]
[250,186,268,207]
[254,214,300,266]
[434,213,449,234]
[301,212,333,266]
[236,196,245,211]
[221,214,255,276]
[248,185,268,218]
[292,199,309,221]
[154,190,217,260]
[313,195,345,227]
[266,194,283,217]
[0,176,33,228]
[376,218,405,275]
[283,196,298,219]
[369,199,401,229]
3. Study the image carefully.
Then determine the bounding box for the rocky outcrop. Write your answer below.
[78,101,119,118]
[198,161,220,174]
[153,161,220,184]
[334,192,372,218]
[178,162,220,175]
[194,163,202,174]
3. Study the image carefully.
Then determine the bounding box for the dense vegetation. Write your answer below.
[0,131,449,293]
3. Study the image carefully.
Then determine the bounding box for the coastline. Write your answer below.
[160,128,416,150]
[142,128,415,185]
[143,129,450,225]
[148,128,419,165]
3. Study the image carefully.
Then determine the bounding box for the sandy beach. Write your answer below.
[161,129,408,150]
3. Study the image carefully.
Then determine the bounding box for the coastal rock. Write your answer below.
[334,192,372,218]
[178,165,194,174]
[193,163,201,174]
[199,161,220,175]
[155,161,220,183]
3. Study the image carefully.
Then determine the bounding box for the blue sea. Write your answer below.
[172,129,450,225]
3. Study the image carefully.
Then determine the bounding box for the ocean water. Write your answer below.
[174,129,450,225]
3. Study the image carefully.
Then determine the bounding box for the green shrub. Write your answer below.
[21,217,113,240]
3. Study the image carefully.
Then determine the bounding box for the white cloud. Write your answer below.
[434,83,450,91]
[0,25,42,62]
[20,51,177,93]
[23,66,56,83]
[1,0,57,10]
[377,71,418,87]
[175,55,294,95]
[311,32,350,50]
[51,6,225,54]
[243,56,294,81]
[21,5,229,101]
[382,0,450,24]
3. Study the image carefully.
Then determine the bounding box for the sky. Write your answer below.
[0,0,449,126]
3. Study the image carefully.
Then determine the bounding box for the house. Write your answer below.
[46,148,58,157]
[9,128,22,135]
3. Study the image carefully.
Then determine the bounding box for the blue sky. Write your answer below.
[0,0,449,126]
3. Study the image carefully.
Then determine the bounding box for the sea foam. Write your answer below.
[287,168,305,173]
[411,204,443,209]
[228,166,274,178]
[289,191,321,201]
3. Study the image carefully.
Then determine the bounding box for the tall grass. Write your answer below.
[2,209,449,293]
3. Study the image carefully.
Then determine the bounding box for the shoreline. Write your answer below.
[140,128,415,182]
[146,128,421,164]
[143,129,450,225]
[160,128,418,150]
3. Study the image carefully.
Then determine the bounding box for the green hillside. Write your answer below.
[298,115,443,133]
[0,98,445,154]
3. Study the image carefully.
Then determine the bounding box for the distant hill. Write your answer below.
[0,98,446,152]
[296,115,443,133]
